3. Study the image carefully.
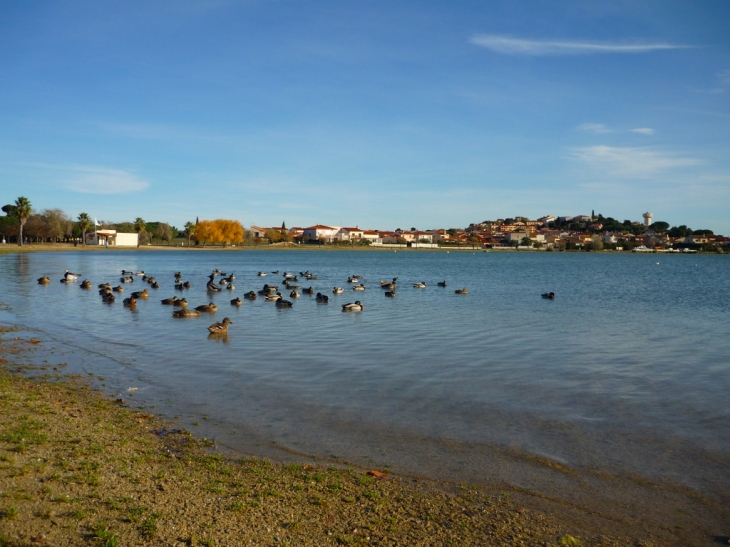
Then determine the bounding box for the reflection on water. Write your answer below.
[1,250,729,503]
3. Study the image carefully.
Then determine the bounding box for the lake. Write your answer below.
[1,248,729,529]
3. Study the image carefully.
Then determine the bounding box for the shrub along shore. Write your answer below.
[0,328,649,547]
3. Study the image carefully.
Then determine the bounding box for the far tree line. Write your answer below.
[1,196,245,247]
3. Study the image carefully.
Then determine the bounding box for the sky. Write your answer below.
[1,1,729,233]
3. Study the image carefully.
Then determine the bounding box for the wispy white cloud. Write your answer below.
[18,162,150,194]
[576,124,655,135]
[470,35,691,56]
[576,123,613,134]
[65,167,149,194]
[570,145,701,178]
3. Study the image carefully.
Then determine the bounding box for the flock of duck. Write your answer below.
[37,268,477,336]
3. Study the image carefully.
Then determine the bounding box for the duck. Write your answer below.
[333,287,344,294]
[244,291,257,300]
[64,270,80,280]
[98,282,111,289]
[290,290,300,298]
[131,289,149,299]
[272,271,280,275]
[219,279,228,286]
[79,279,92,289]
[207,317,232,334]
[223,274,235,283]
[541,292,556,299]
[385,289,396,298]
[437,281,447,287]
[258,284,279,295]
[173,271,181,278]
[195,303,218,312]
[102,293,115,303]
[135,271,145,276]
[112,286,124,293]
[161,296,180,305]
[226,283,235,291]
[123,296,137,306]
[150,282,160,289]
[413,282,427,289]
[38,276,51,284]
[173,298,188,307]
[211,269,221,276]
[206,274,222,292]
[265,292,282,302]
[303,287,314,294]
[342,301,363,311]
[121,269,134,275]
[174,281,189,290]
[275,298,293,307]
[231,297,243,306]
[455,288,469,295]
[380,277,398,290]
[146,276,157,284]
[315,293,329,303]
[173,308,201,318]
[257,272,267,277]
[120,276,134,283]
[352,284,366,291]
[99,287,112,296]
[60,278,74,284]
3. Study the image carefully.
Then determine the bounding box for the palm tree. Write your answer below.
[77,213,93,245]
[184,221,195,247]
[14,196,32,246]
[134,217,146,248]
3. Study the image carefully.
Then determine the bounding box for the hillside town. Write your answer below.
[1,197,726,252]
[250,212,727,252]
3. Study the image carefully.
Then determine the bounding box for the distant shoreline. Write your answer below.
[0,243,720,255]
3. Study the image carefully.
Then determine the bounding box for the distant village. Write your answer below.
[1,196,726,252]
[250,212,727,252]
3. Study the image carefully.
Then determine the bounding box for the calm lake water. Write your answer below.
[1,249,729,505]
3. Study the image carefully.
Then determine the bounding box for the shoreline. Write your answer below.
[0,243,723,255]
[0,328,725,546]
[0,328,631,547]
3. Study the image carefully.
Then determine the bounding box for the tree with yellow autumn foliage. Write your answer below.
[194,219,244,247]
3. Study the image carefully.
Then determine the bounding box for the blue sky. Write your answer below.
[1,1,729,233]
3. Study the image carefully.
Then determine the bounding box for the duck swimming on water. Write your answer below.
[541,292,556,299]
[208,317,232,334]
[173,308,200,318]
[342,301,363,311]
[206,274,222,292]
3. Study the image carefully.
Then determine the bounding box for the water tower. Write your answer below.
[642,212,653,227]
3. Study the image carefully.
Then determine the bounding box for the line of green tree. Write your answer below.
[0,196,181,246]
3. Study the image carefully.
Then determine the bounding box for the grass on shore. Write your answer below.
[0,331,629,546]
